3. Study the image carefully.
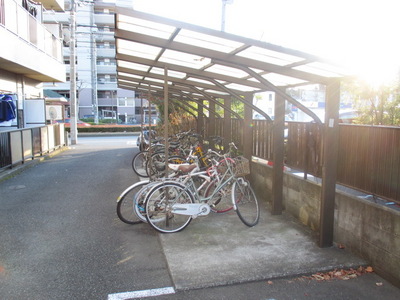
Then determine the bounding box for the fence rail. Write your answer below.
[0,124,66,170]
[253,121,400,203]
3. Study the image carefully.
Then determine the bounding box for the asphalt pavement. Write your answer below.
[1,135,399,300]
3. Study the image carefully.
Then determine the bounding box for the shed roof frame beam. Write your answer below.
[212,59,323,124]
[117,70,233,100]
[116,54,267,91]
[169,99,198,119]
[177,93,222,119]
[117,67,231,96]
[181,84,242,119]
[132,78,241,119]
[193,75,273,122]
[115,29,328,85]
[118,81,221,119]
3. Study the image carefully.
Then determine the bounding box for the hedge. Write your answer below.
[64,126,142,133]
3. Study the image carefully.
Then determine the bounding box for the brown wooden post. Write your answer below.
[223,96,231,151]
[319,79,341,248]
[208,100,216,149]
[242,93,253,159]
[197,100,204,134]
[271,92,285,215]
[271,94,285,215]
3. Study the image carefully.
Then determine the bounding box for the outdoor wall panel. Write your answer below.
[10,131,22,165]
[22,129,33,160]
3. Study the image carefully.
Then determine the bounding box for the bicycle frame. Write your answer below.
[156,155,237,218]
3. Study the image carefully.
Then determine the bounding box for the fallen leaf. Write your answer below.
[366,266,374,273]
[267,280,273,285]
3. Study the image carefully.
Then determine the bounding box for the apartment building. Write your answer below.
[0,0,65,129]
[43,0,156,124]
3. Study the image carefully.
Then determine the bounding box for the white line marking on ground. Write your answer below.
[108,287,175,299]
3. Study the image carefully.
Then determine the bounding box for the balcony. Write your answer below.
[0,0,65,82]
[94,13,114,26]
[96,47,115,58]
[40,0,64,12]
[97,64,116,74]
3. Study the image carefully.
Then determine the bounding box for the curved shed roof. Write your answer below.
[114,8,350,102]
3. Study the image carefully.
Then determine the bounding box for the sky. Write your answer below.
[126,0,400,87]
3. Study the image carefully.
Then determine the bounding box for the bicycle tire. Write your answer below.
[132,151,149,177]
[145,182,194,233]
[146,153,186,179]
[133,181,160,223]
[116,180,149,224]
[204,179,234,213]
[232,178,260,227]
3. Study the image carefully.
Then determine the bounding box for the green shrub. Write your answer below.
[64,126,141,133]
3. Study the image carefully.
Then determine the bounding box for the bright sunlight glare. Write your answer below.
[129,0,400,86]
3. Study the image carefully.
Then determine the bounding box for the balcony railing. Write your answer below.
[1,0,63,63]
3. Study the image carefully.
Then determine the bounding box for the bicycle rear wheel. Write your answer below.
[145,182,194,233]
[132,151,149,177]
[232,178,260,227]
[116,180,149,224]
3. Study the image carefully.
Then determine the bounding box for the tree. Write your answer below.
[342,76,400,126]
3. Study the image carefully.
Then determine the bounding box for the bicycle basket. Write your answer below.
[233,156,250,177]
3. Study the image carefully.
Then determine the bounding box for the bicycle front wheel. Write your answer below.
[116,180,150,224]
[232,178,260,227]
[145,182,194,233]
[132,151,149,177]
[204,179,234,213]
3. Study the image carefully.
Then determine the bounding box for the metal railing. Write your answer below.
[0,124,66,170]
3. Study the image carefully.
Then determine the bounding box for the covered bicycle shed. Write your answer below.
[113,8,351,247]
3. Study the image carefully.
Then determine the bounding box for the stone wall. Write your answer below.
[250,160,400,286]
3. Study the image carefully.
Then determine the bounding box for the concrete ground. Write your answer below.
[1,136,400,299]
[158,206,367,291]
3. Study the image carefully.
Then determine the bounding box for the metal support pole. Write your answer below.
[319,79,341,248]
[70,0,78,145]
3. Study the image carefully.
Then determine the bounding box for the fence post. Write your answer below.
[319,78,341,248]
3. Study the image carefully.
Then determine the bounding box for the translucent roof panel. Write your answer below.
[117,14,176,40]
[224,82,259,92]
[118,72,144,80]
[159,49,211,69]
[117,39,161,60]
[186,77,216,85]
[293,62,348,78]
[174,29,244,53]
[204,64,250,78]
[118,61,151,72]
[115,9,352,97]
[236,46,304,66]
[150,67,187,79]
[262,73,308,86]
